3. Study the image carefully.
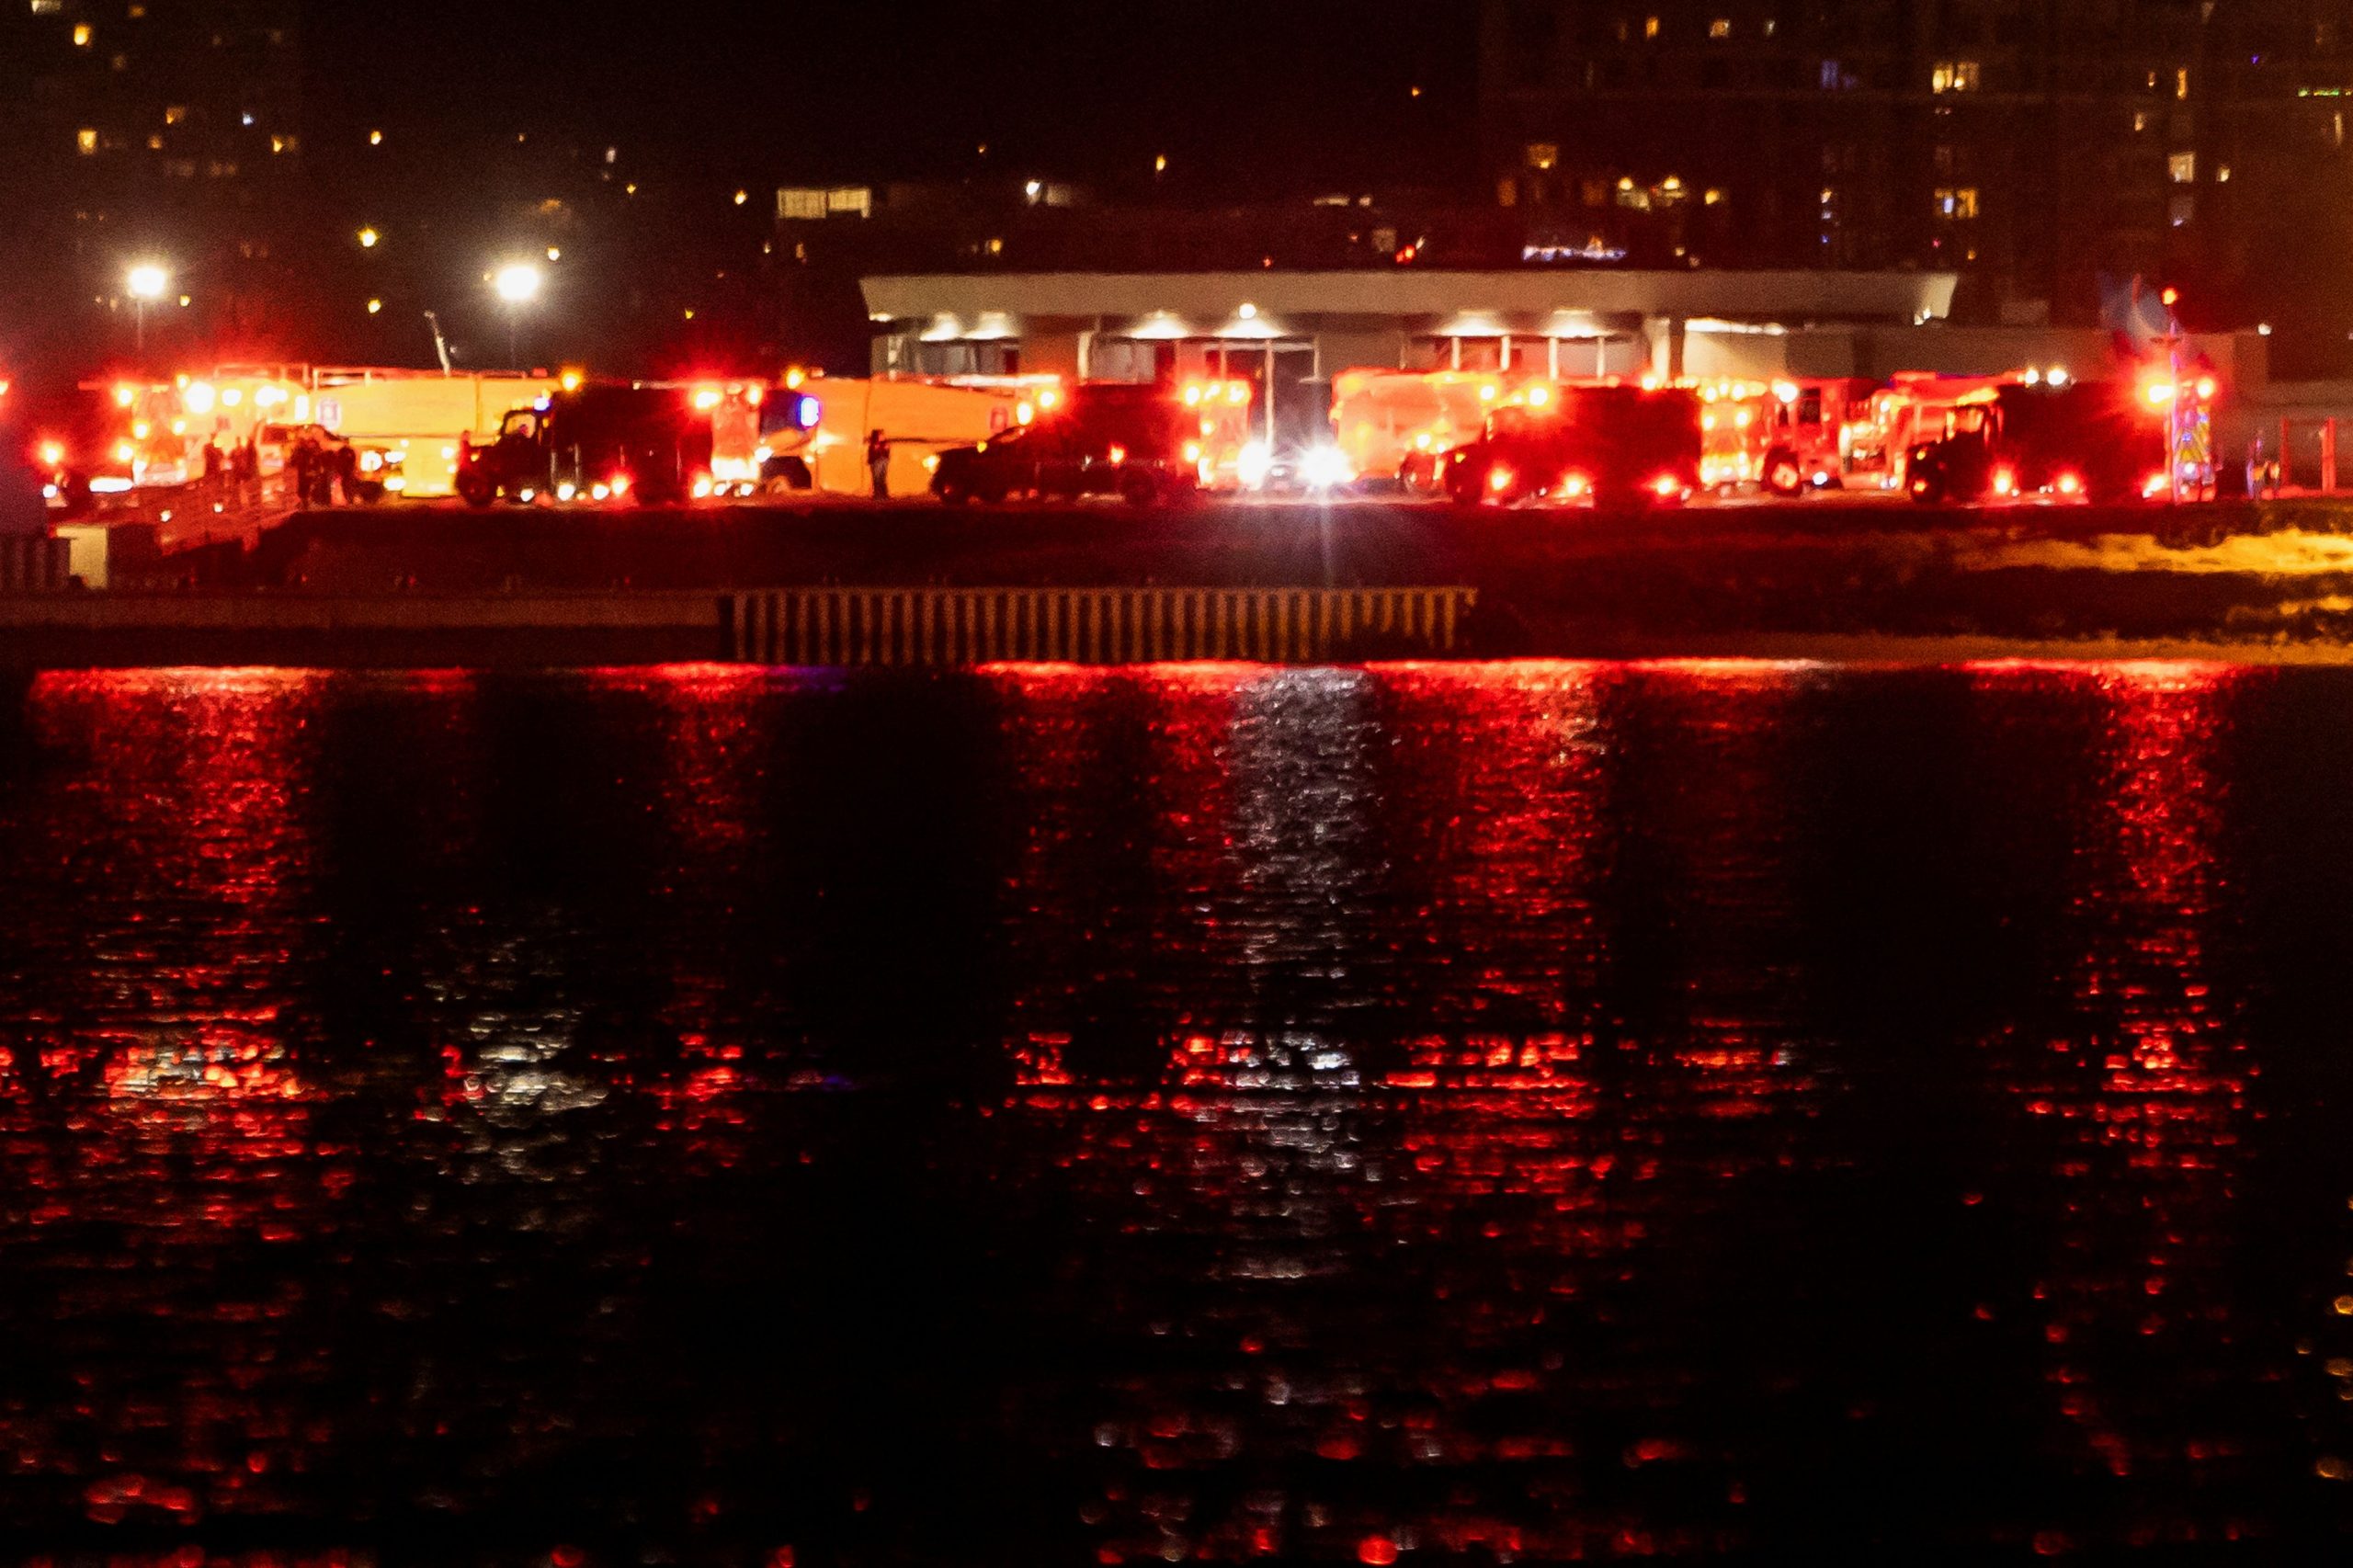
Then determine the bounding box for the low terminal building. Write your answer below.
[861,267,1962,383]
[861,267,1959,447]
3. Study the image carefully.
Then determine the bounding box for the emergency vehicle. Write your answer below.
[1178,377,1257,492]
[758,376,1030,498]
[309,368,562,498]
[929,382,1206,507]
[1441,383,1704,507]
[1330,369,1536,494]
[1843,372,2051,493]
[456,384,717,506]
[1904,374,2214,505]
[1694,378,1870,494]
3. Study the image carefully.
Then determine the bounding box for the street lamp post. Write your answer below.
[126,263,168,358]
[494,263,543,369]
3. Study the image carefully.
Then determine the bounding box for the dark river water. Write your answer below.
[3,661,2353,1565]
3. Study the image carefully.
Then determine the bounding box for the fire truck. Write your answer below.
[1841,372,2051,493]
[758,376,1030,497]
[1440,383,1704,507]
[1904,374,2213,504]
[1694,378,1871,494]
[1179,377,1258,492]
[310,368,562,498]
[456,384,717,506]
[929,382,1208,506]
[1330,369,1529,494]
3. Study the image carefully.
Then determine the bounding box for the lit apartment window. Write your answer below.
[1710,17,1731,38]
[2133,111,2151,132]
[2217,163,2232,182]
[1933,187,1980,220]
[29,1,63,13]
[145,133,161,150]
[164,105,185,125]
[1931,62,1980,93]
[71,22,89,43]
[1524,142,1559,171]
[2169,151,2196,183]
[2170,194,2196,226]
[2177,67,2190,99]
[1497,176,1518,207]
[1644,15,1660,39]
[74,128,97,154]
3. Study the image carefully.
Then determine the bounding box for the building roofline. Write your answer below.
[862,270,1961,327]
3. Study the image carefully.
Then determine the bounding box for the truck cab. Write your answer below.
[1906,381,2183,505]
[931,385,1201,507]
[1442,386,1702,508]
[458,386,715,506]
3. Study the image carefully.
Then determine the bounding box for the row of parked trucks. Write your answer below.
[28,355,2218,516]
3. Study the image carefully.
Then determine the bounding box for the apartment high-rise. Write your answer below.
[0,0,306,360]
[1482,1,2353,324]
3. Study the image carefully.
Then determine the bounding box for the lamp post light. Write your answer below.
[126,263,168,357]
[493,262,543,369]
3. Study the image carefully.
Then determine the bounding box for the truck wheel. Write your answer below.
[1120,472,1160,509]
[1765,450,1804,497]
[457,474,494,507]
[937,480,971,506]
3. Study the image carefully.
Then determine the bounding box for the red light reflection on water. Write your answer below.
[593,665,773,1154]
[0,670,337,1529]
[1975,663,2266,1544]
[0,660,2341,1559]
[988,661,1824,1562]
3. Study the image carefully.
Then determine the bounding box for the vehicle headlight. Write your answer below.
[1237,441,1272,489]
[1302,447,1354,489]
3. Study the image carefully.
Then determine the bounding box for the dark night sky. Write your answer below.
[306,0,1476,197]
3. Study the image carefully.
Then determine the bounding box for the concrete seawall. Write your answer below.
[722,585,1474,665]
[0,585,1481,668]
[0,592,722,668]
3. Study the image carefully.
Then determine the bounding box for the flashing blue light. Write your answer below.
[533,396,551,413]
[793,394,821,429]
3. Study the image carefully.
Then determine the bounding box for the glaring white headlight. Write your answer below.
[1302,446,1354,490]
